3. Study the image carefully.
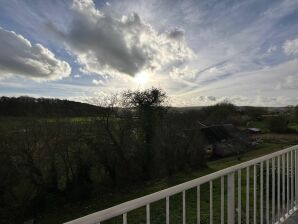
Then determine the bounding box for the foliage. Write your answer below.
[0,96,104,117]
[200,101,238,125]
[267,115,290,133]
[122,88,167,179]
[244,106,267,120]
[122,87,167,109]
[2,91,293,223]
[295,105,298,122]
[0,120,97,222]
[0,89,207,223]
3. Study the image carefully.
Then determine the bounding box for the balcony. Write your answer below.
[65,145,298,224]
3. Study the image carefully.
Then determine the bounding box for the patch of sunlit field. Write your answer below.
[0,116,97,134]
[289,123,298,132]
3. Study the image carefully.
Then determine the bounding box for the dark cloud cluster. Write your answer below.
[167,28,185,41]
[48,0,193,78]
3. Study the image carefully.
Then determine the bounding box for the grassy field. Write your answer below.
[0,116,96,136]
[247,120,298,133]
[246,120,269,132]
[289,123,298,132]
[36,140,297,224]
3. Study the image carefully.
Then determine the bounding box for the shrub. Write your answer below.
[268,116,289,133]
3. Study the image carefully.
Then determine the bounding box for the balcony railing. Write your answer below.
[65,145,298,224]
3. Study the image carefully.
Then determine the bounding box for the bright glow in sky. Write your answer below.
[134,71,150,86]
[0,0,298,106]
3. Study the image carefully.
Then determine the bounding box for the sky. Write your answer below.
[0,0,298,106]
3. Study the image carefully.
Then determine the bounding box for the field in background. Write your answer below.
[289,123,298,132]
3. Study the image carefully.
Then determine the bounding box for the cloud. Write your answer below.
[92,79,104,85]
[0,27,71,81]
[170,94,298,107]
[169,66,198,81]
[48,0,194,78]
[167,28,185,41]
[276,73,298,90]
[267,45,277,54]
[170,57,298,106]
[1,0,298,107]
[283,38,298,55]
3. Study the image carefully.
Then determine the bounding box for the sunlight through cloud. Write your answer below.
[134,71,150,85]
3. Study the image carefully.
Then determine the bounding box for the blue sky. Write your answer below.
[0,0,298,106]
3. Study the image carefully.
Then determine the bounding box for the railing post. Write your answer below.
[166,196,169,224]
[294,149,298,209]
[228,172,235,224]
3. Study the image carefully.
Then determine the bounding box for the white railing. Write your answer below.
[65,145,298,224]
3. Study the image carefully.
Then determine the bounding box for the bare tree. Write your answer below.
[122,88,167,179]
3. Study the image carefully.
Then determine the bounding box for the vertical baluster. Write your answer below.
[146,204,150,224]
[287,152,289,215]
[221,177,224,224]
[238,170,241,224]
[228,172,235,224]
[294,149,298,210]
[197,186,200,224]
[123,213,127,224]
[166,196,169,224]
[291,150,294,211]
[246,167,250,224]
[210,181,213,224]
[272,157,275,222]
[282,154,285,217]
[266,160,269,224]
[183,191,186,224]
[260,162,263,224]
[278,156,280,221]
[253,165,257,224]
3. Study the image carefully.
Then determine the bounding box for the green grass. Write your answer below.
[246,120,269,132]
[0,116,95,134]
[289,123,298,132]
[36,142,292,224]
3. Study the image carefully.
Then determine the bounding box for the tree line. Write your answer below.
[0,96,105,117]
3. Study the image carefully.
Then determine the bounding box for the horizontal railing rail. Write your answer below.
[65,145,298,224]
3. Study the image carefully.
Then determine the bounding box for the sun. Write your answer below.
[134,71,150,85]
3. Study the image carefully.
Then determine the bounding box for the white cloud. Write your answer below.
[177,58,298,106]
[283,38,298,55]
[0,27,71,81]
[170,94,298,107]
[92,79,104,85]
[48,0,194,79]
[169,66,198,81]
[276,73,298,90]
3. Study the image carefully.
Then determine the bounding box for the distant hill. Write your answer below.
[0,96,105,117]
[170,106,204,112]
[1,96,290,117]
[171,105,289,113]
